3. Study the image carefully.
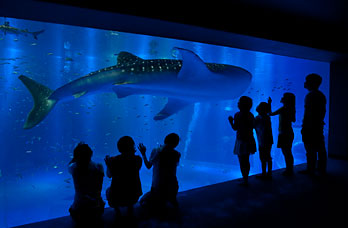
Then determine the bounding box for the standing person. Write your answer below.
[104,136,143,217]
[301,73,327,175]
[68,142,105,223]
[228,96,257,186]
[269,93,296,176]
[138,133,181,213]
[254,98,274,179]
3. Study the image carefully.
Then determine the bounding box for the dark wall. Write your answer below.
[329,61,348,159]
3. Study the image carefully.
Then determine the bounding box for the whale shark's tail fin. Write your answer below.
[18,75,57,129]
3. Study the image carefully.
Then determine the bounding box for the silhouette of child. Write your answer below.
[228,96,256,186]
[138,133,181,212]
[255,98,274,179]
[269,93,296,176]
[104,136,143,217]
[68,142,105,222]
[301,73,327,175]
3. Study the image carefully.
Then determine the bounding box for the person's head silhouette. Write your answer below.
[72,142,93,166]
[164,133,180,149]
[305,73,322,91]
[238,96,252,112]
[117,136,136,155]
[281,92,295,107]
[256,102,270,115]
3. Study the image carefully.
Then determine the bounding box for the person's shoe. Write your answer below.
[282,170,294,177]
[299,169,315,176]
[266,173,272,180]
[256,174,267,180]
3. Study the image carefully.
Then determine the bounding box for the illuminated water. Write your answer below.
[0,17,330,227]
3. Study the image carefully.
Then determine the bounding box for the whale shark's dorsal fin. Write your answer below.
[176,47,213,80]
[116,52,144,66]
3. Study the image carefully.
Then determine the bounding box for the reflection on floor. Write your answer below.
[13,158,348,228]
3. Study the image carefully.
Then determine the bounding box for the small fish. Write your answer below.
[13,38,19,42]
[109,31,119,36]
[31,43,37,46]
[58,172,63,175]
[64,178,71,184]
[0,169,2,178]
[65,57,73,62]
[136,114,141,118]
[105,132,111,136]
[144,104,149,106]
[53,165,58,169]
[47,53,54,55]
[76,52,82,56]
[25,150,32,154]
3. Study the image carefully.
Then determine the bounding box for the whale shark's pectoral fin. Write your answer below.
[154,98,190,120]
[112,86,134,98]
[73,91,88,98]
[175,47,213,80]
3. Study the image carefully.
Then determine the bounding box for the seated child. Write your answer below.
[104,136,143,217]
[138,133,181,212]
[68,142,105,222]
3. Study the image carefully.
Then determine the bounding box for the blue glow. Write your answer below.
[0,17,330,227]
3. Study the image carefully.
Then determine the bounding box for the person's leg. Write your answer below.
[238,155,249,184]
[317,136,327,174]
[261,161,267,176]
[265,147,272,177]
[259,147,267,176]
[304,143,317,174]
[281,147,294,175]
[127,205,134,217]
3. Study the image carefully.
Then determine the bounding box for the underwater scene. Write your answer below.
[0,17,330,227]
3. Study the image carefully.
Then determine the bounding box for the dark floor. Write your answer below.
[14,158,348,228]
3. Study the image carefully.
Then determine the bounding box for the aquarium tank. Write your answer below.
[0,17,330,227]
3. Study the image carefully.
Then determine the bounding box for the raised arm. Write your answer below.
[138,143,152,169]
[269,107,283,116]
[104,155,112,178]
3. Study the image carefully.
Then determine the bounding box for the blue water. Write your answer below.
[0,17,330,227]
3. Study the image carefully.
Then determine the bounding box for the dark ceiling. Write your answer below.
[1,0,347,61]
[37,0,347,53]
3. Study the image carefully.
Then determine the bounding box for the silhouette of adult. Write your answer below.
[138,133,181,212]
[68,142,105,222]
[301,73,327,175]
[104,136,143,217]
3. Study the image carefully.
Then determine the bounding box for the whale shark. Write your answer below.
[0,21,44,40]
[18,48,252,129]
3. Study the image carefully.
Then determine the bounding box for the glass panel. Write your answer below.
[0,17,330,227]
